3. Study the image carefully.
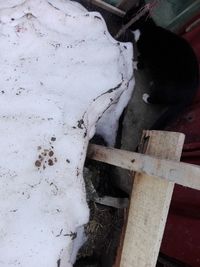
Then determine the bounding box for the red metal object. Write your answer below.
[160,14,200,267]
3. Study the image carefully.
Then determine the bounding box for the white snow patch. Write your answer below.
[0,0,134,266]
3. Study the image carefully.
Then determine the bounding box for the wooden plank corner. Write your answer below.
[114,130,185,267]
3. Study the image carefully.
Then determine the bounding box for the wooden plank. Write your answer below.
[120,130,185,267]
[87,142,200,190]
[117,0,139,11]
[88,0,125,17]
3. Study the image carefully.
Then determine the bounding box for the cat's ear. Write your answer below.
[131,29,141,42]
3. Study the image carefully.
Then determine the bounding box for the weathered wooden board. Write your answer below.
[117,0,139,11]
[88,131,187,267]
[119,130,185,267]
[87,139,200,190]
[88,0,125,16]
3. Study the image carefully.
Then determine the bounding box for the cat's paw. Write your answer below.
[142,93,150,104]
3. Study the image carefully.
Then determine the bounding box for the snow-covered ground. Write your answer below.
[0,0,134,266]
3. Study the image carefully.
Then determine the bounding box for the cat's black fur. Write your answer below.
[124,6,199,129]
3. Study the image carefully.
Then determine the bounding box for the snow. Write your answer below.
[0,0,134,266]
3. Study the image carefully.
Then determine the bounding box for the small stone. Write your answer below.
[35,160,41,167]
[49,151,54,157]
[48,159,54,166]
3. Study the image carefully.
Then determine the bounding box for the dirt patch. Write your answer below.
[74,136,126,267]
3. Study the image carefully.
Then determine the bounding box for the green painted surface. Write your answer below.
[145,0,200,31]
[104,0,120,6]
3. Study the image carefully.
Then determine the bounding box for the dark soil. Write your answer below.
[74,134,127,267]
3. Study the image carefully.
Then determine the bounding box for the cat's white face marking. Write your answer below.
[132,29,141,42]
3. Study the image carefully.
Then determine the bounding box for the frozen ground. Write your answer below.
[0,0,134,266]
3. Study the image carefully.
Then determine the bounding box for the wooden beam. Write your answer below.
[88,0,125,17]
[117,0,139,11]
[87,140,200,190]
[117,130,184,267]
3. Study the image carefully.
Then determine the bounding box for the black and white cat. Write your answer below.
[124,5,199,129]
